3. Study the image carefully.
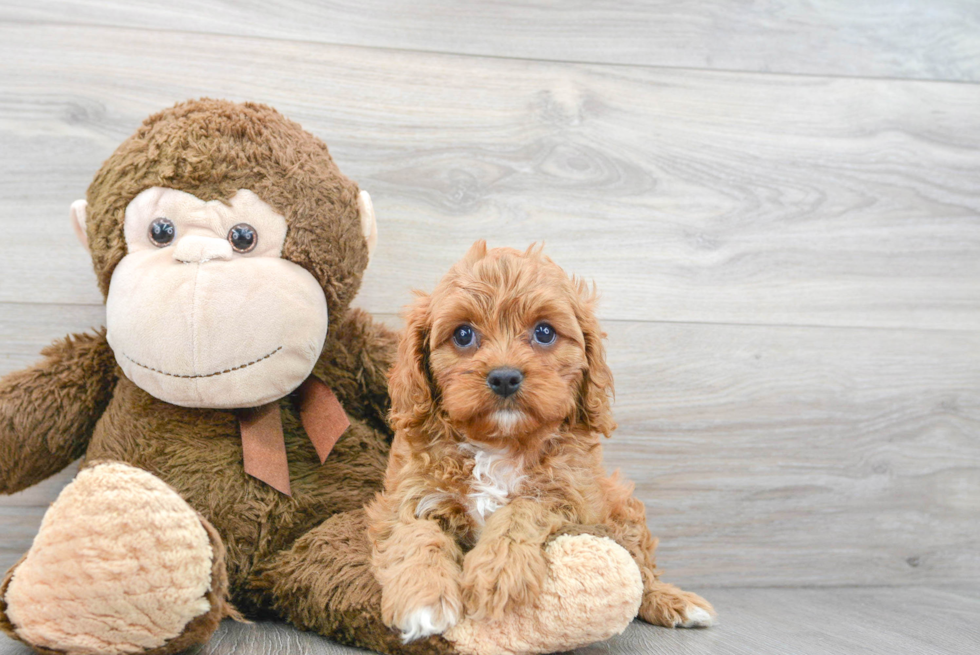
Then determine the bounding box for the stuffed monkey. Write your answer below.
[0,99,644,655]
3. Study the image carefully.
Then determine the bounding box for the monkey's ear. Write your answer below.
[357,190,378,260]
[70,199,89,252]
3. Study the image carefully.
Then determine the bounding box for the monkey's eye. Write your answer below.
[228,223,257,253]
[148,218,175,247]
[533,322,557,345]
[453,325,477,349]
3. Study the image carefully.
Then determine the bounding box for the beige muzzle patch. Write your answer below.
[106,187,329,409]
[107,251,328,408]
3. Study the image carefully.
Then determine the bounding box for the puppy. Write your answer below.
[368,242,714,642]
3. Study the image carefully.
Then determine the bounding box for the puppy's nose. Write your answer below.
[487,367,523,398]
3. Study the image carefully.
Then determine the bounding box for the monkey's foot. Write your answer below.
[445,534,643,655]
[0,462,231,655]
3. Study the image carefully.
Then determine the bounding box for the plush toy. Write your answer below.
[0,99,643,655]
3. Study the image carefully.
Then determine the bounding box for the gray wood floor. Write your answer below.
[1,1,978,654]
[3,587,979,655]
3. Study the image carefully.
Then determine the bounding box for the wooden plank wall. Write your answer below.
[1,2,978,589]
[6,1,980,81]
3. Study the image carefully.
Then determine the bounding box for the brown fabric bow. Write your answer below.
[238,376,350,496]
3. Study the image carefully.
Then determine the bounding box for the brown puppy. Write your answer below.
[368,242,715,642]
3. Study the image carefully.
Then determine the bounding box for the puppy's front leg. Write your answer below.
[371,511,464,642]
[461,498,565,620]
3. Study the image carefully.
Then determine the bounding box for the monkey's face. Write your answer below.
[104,187,328,408]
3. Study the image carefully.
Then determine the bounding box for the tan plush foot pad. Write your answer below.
[446,535,643,655]
[3,463,215,655]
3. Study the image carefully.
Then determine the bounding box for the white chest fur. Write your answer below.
[460,443,525,525]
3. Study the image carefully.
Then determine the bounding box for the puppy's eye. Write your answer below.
[228,223,258,253]
[533,322,557,345]
[453,325,477,348]
[148,218,175,247]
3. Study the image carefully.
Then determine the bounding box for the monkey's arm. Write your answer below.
[0,329,117,494]
[315,308,398,437]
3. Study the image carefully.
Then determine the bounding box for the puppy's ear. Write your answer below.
[388,293,437,434]
[463,239,488,264]
[573,283,617,438]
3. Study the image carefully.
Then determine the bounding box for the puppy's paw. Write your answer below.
[462,539,549,620]
[396,597,460,643]
[678,603,715,628]
[640,582,716,629]
[379,567,462,643]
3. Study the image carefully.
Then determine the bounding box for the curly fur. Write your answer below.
[368,242,715,640]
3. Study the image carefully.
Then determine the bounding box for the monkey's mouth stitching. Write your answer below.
[121,346,283,379]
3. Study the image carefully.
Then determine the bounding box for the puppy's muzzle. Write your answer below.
[487,367,523,398]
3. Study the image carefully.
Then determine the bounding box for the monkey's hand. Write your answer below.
[314,308,398,437]
[0,329,116,494]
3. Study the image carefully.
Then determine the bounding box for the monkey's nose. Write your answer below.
[487,367,523,398]
[173,235,234,263]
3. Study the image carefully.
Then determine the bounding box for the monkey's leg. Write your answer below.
[0,462,234,655]
[446,529,644,655]
[250,508,457,655]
